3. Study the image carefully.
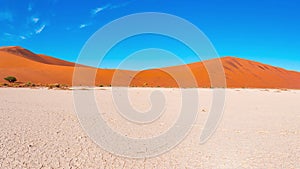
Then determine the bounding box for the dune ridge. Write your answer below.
[0,46,300,89]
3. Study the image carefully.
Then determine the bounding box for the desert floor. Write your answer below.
[0,88,299,169]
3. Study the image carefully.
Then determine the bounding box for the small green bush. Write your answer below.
[4,76,17,83]
[48,83,60,89]
[25,82,32,87]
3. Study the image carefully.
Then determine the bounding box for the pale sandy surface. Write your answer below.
[0,88,300,169]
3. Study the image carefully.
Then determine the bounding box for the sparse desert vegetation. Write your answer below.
[4,76,17,83]
[0,77,69,90]
[47,83,69,90]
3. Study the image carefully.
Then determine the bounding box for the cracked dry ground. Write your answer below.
[0,88,300,169]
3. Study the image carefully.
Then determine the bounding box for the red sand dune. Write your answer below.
[1,46,300,89]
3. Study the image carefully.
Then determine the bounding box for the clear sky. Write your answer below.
[1,0,299,71]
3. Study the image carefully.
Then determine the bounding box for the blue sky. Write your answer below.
[1,0,299,71]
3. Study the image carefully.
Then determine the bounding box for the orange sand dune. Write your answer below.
[0,46,300,88]
[0,46,75,66]
[0,46,130,85]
